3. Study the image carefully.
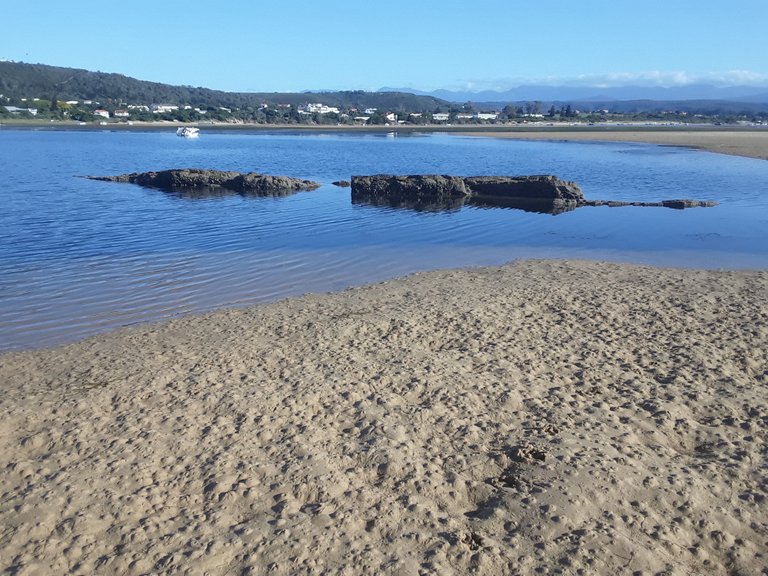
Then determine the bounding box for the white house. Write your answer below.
[432,113,450,122]
[151,104,179,113]
[385,112,397,122]
[113,110,130,118]
[93,109,110,118]
[302,103,340,115]
[363,108,377,115]
[477,112,499,120]
[3,106,38,116]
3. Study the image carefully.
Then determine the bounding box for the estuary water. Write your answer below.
[1,128,768,351]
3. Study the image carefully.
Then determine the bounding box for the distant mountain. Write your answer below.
[0,61,447,111]
[380,84,768,104]
[572,99,768,115]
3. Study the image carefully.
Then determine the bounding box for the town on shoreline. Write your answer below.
[3,93,767,129]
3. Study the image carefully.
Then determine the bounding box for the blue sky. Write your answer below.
[3,0,768,93]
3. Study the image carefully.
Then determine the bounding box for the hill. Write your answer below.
[0,61,448,111]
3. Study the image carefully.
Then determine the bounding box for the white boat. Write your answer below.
[176,127,200,138]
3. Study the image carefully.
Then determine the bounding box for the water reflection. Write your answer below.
[352,194,578,215]
[156,186,304,200]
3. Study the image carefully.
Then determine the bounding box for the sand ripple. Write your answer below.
[1,260,766,575]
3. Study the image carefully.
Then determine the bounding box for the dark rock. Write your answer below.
[351,174,717,214]
[659,199,718,209]
[88,169,320,196]
[464,175,584,202]
[351,174,468,206]
[351,174,583,214]
[586,199,718,209]
[332,180,351,188]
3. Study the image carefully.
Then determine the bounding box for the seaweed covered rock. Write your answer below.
[88,169,320,196]
[351,174,469,205]
[351,174,584,212]
[351,174,717,213]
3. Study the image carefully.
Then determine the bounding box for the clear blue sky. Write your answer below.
[3,0,767,93]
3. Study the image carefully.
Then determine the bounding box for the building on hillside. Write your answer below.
[3,106,38,116]
[113,110,130,118]
[432,113,450,122]
[301,103,340,115]
[151,104,179,114]
[477,112,499,120]
[93,109,110,118]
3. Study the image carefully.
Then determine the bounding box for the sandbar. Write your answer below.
[1,259,766,574]
[457,127,768,161]
[5,120,768,160]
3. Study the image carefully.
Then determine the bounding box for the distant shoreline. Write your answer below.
[3,119,768,160]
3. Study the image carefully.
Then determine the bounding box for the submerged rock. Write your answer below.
[587,199,719,209]
[88,169,321,196]
[332,180,351,188]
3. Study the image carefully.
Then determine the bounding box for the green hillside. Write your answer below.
[0,61,447,111]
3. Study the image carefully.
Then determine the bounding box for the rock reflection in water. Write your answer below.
[352,194,577,215]
[351,195,467,213]
[158,186,304,200]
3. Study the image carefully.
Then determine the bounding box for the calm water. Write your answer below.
[1,128,768,351]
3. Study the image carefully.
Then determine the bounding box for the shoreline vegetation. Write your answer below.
[3,119,768,160]
[1,260,766,574]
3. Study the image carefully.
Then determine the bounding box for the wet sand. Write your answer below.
[458,128,768,161]
[1,259,766,575]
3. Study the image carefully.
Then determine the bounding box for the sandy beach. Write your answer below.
[458,128,768,161]
[1,259,766,575]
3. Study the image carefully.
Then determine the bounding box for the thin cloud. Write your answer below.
[448,70,768,91]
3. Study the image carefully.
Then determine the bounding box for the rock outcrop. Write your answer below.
[351,175,469,205]
[351,174,584,213]
[351,174,717,214]
[463,175,584,201]
[88,169,321,196]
